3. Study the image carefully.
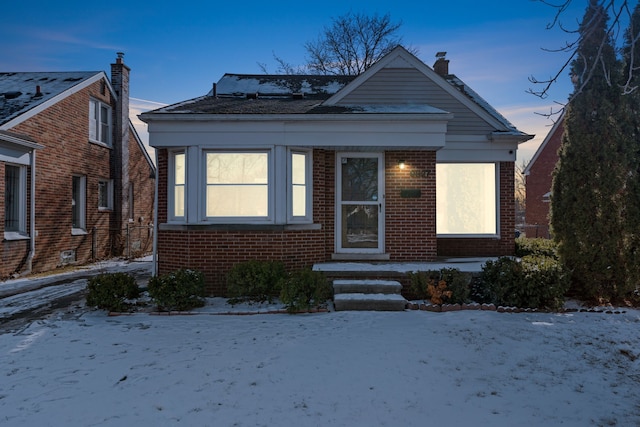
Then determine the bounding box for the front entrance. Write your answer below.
[336,153,384,254]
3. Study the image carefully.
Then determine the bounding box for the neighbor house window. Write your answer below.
[205,152,269,219]
[289,150,311,221]
[72,175,87,232]
[98,179,114,210]
[169,151,186,220]
[436,163,497,235]
[4,164,26,234]
[89,99,112,146]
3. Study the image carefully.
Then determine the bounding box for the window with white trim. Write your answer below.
[170,151,186,221]
[289,150,312,221]
[205,152,269,219]
[4,164,26,235]
[89,99,112,146]
[72,175,87,232]
[98,179,114,210]
[436,163,497,235]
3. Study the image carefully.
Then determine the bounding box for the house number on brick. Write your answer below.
[409,170,429,178]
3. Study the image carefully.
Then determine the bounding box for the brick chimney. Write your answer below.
[433,51,449,76]
[110,52,131,236]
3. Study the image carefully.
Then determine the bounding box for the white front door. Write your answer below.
[336,153,384,253]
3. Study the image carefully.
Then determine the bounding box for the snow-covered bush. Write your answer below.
[86,272,140,312]
[226,260,286,305]
[279,268,332,313]
[148,269,205,311]
[477,256,569,310]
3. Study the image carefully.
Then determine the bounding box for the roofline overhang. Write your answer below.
[490,131,535,145]
[0,130,44,151]
[139,112,455,123]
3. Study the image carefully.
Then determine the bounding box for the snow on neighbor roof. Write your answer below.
[208,74,355,96]
[0,71,101,126]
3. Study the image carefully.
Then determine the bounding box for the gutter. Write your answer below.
[23,149,37,275]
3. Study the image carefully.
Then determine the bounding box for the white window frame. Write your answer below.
[72,175,87,234]
[287,149,313,223]
[98,179,114,211]
[202,150,273,224]
[436,162,499,237]
[168,150,186,222]
[4,164,27,238]
[89,98,112,146]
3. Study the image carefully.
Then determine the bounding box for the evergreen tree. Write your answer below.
[551,0,632,302]
[620,3,640,294]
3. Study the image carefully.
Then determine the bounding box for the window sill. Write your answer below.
[4,232,30,241]
[98,207,113,212]
[71,228,88,236]
[88,139,112,149]
[159,223,322,232]
[437,234,500,239]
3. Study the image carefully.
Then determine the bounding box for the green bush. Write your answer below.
[515,237,558,259]
[279,268,332,313]
[408,268,471,304]
[477,256,569,310]
[148,269,206,311]
[226,260,287,304]
[86,272,140,312]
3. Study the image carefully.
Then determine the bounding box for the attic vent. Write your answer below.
[292,93,305,99]
[2,91,22,100]
[246,93,259,100]
[64,77,83,82]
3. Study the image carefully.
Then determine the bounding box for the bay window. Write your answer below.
[289,150,311,222]
[169,151,186,221]
[436,163,497,235]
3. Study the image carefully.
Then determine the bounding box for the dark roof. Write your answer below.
[0,71,100,126]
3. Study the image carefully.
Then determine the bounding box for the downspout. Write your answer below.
[23,149,37,275]
[152,148,159,276]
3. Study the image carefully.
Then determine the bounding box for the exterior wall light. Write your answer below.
[398,160,406,170]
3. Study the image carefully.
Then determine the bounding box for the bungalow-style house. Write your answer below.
[0,54,156,279]
[523,113,564,238]
[140,46,533,295]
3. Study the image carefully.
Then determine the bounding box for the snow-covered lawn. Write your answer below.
[1,302,639,426]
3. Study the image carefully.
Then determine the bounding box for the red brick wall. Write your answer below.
[437,161,516,257]
[126,133,155,257]
[525,121,563,238]
[385,151,437,260]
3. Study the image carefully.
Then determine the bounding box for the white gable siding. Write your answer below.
[336,68,494,135]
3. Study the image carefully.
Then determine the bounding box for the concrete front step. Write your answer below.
[333,279,406,311]
[334,293,407,311]
[333,279,402,295]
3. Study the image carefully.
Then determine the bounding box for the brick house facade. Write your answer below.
[524,114,564,238]
[141,47,532,295]
[0,54,155,279]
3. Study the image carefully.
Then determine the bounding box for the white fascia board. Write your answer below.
[437,146,517,162]
[0,72,108,130]
[146,115,451,149]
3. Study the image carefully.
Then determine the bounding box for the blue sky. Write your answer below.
[1,0,589,163]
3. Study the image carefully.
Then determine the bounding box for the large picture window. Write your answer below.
[205,152,269,218]
[436,163,497,235]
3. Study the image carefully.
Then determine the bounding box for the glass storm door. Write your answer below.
[337,153,384,253]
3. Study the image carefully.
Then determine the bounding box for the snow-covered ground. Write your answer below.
[1,298,639,426]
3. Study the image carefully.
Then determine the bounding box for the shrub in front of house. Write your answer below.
[408,268,471,305]
[86,272,141,313]
[515,237,558,259]
[148,269,206,311]
[477,256,569,310]
[226,260,287,304]
[279,268,332,313]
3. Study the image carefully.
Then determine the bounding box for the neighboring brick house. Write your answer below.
[523,113,564,238]
[140,46,532,295]
[0,54,156,279]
